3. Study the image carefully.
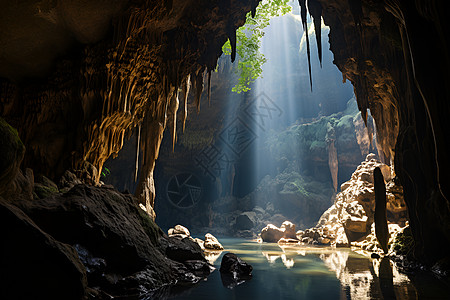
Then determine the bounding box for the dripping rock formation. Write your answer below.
[0,0,450,290]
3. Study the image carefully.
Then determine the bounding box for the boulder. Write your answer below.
[280,221,296,239]
[220,253,252,289]
[234,212,256,230]
[260,224,285,243]
[166,236,206,262]
[168,224,190,238]
[204,233,224,250]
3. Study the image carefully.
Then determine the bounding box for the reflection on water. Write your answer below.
[164,238,450,300]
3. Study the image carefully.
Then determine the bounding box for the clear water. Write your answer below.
[165,238,450,300]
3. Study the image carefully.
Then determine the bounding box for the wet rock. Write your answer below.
[204,233,224,250]
[183,260,215,277]
[166,236,206,262]
[0,197,87,299]
[220,253,252,289]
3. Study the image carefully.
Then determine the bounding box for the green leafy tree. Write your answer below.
[222,0,291,93]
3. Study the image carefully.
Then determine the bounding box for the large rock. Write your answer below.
[220,253,252,289]
[260,224,285,243]
[15,184,208,297]
[168,224,191,238]
[0,197,87,299]
[280,221,296,239]
[301,154,407,246]
[204,233,224,250]
[165,237,206,262]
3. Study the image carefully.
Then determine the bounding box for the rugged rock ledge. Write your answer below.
[2,181,213,298]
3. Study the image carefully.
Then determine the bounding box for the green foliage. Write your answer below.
[222,0,291,93]
[101,167,111,178]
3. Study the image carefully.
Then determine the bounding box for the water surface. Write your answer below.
[165,238,450,300]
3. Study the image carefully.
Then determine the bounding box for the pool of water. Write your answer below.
[162,238,450,300]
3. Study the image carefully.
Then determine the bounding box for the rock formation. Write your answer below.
[0,0,449,271]
[374,167,389,253]
[299,154,407,248]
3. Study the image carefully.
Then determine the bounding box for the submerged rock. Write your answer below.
[220,253,253,289]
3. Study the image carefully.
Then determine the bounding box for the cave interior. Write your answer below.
[1,0,450,299]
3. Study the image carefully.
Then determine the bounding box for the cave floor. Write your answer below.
[156,238,450,300]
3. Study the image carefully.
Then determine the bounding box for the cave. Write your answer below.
[1,0,450,299]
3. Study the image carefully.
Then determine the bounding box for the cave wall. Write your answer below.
[316,0,450,265]
[1,0,450,267]
[0,0,259,218]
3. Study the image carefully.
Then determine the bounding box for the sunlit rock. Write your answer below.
[260,224,285,243]
[300,154,407,246]
[280,221,296,239]
[204,233,224,250]
[168,224,191,239]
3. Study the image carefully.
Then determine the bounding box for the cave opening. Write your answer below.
[1,0,450,299]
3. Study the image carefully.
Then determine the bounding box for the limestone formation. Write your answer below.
[299,154,407,247]
[204,233,224,250]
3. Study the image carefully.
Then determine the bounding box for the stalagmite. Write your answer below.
[374,167,389,254]
[182,75,191,132]
[307,0,323,67]
[298,0,313,90]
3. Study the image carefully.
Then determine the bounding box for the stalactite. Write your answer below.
[193,68,205,114]
[298,0,313,90]
[182,75,190,132]
[251,0,257,18]
[135,123,141,182]
[307,0,323,67]
[169,90,179,152]
[207,68,212,106]
[374,167,389,254]
[228,29,237,63]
